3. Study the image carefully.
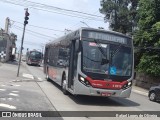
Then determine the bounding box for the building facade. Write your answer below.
[0,29,17,62]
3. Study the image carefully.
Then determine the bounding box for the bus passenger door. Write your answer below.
[68,40,78,90]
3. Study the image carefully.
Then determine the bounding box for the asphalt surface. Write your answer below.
[1,62,160,120]
[25,63,160,120]
[0,62,63,120]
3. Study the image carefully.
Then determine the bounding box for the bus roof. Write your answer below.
[46,27,131,47]
[27,50,41,53]
[81,27,131,39]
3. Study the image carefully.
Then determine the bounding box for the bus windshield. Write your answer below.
[82,41,109,74]
[110,44,132,76]
[82,40,132,77]
[30,51,42,59]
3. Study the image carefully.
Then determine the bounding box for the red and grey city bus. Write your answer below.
[44,27,134,98]
[26,50,43,66]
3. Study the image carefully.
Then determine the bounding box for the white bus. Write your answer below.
[44,28,134,98]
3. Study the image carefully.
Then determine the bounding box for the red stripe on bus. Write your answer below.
[86,76,128,90]
[48,68,57,79]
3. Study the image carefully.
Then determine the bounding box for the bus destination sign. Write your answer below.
[83,31,129,44]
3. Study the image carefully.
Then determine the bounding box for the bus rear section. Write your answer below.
[26,50,43,66]
[44,28,134,98]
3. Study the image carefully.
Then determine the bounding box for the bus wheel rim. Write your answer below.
[62,80,66,90]
[46,72,49,79]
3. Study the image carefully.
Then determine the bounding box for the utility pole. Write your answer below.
[5,17,10,34]
[17,8,30,77]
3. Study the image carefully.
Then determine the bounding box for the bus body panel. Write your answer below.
[47,65,67,86]
[73,80,132,98]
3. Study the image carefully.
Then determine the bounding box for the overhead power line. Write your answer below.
[10,20,65,32]
[31,7,103,21]
[16,39,44,46]
[13,26,56,42]
[0,0,104,21]
[13,25,57,39]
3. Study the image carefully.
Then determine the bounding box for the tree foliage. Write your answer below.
[100,0,139,34]
[134,0,160,76]
[100,0,160,76]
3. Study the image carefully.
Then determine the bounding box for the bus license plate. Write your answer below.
[101,92,111,96]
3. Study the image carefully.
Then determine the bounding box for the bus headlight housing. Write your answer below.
[78,75,91,87]
[122,81,132,90]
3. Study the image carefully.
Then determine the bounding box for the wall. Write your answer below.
[135,72,160,89]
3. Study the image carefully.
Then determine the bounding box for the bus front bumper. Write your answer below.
[89,87,132,98]
[74,84,132,98]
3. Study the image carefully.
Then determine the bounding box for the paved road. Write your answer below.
[0,62,63,120]
[25,64,160,120]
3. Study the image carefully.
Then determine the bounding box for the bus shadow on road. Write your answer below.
[69,95,140,107]
[5,61,18,65]
[49,81,140,107]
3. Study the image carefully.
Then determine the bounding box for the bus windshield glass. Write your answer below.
[82,41,109,74]
[82,41,132,77]
[110,44,132,76]
[30,51,42,59]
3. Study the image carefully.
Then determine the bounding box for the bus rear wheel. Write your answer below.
[62,79,68,95]
[46,70,50,81]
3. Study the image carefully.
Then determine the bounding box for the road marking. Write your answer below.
[12,91,19,93]
[38,77,43,81]
[0,103,16,109]
[8,93,19,97]
[8,98,13,101]
[0,98,6,101]
[132,89,148,96]
[12,80,21,82]
[0,97,15,101]
[0,89,6,91]
[22,73,34,79]
[13,84,21,87]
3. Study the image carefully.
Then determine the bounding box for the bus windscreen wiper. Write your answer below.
[93,39,109,65]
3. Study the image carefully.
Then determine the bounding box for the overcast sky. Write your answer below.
[0,0,109,52]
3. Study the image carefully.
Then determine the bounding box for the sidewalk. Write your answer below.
[0,61,55,111]
[132,85,148,96]
[0,61,33,81]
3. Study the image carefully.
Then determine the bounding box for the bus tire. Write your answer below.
[62,79,68,95]
[46,69,50,81]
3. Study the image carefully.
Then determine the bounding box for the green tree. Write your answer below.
[134,0,160,76]
[100,0,139,34]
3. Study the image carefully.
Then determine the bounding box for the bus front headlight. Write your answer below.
[78,75,91,87]
[122,81,132,90]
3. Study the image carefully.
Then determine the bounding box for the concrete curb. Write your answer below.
[132,85,148,96]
